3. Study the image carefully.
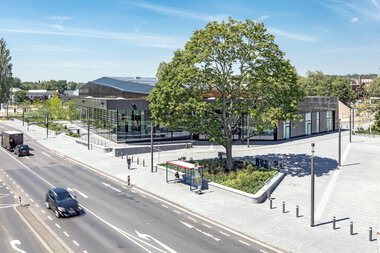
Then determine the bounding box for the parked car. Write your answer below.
[14,144,30,157]
[45,187,82,218]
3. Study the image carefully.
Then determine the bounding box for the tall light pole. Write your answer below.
[349,110,352,143]
[338,119,341,167]
[310,142,315,227]
[150,121,154,173]
[45,111,49,138]
[247,114,250,148]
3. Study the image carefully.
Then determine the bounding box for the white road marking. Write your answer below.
[12,181,16,185]
[161,204,168,208]
[20,189,24,192]
[55,223,61,229]
[140,194,146,198]
[136,231,178,253]
[16,185,20,188]
[83,251,88,253]
[195,228,220,242]
[179,220,194,228]
[173,210,181,214]
[13,196,17,199]
[9,190,13,194]
[315,143,351,221]
[260,250,269,253]
[131,190,137,193]
[101,182,121,193]
[67,187,89,198]
[239,240,250,246]
[64,231,70,237]
[6,174,9,178]
[41,152,51,157]
[9,240,26,253]
[187,216,197,222]
[48,216,53,221]
[219,231,230,237]
[73,240,80,246]
[202,223,211,228]
[24,194,28,197]
[41,210,46,214]
[30,199,34,202]
[35,204,40,208]
[24,157,29,160]
[6,187,9,190]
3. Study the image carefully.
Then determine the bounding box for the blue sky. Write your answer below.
[1,0,380,82]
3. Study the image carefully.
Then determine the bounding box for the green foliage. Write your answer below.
[367,78,380,97]
[299,71,355,104]
[13,90,28,103]
[0,38,13,104]
[148,18,304,170]
[201,159,276,194]
[374,103,380,131]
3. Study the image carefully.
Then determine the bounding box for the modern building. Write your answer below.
[68,76,339,143]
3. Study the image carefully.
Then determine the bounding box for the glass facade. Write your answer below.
[316,112,320,133]
[326,111,334,131]
[305,113,312,135]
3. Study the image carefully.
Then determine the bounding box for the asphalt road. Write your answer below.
[0,125,277,253]
[0,180,49,253]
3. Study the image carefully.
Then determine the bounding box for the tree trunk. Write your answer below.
[224,141,233,170]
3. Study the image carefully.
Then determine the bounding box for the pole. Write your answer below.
[87,119,90,150]
[338,119,341,167]
[349,112,352,143]
[247,114,250,148]
[352,109,355,130]
[151,121,153,173]
[22,108,25,126]
[46,111,49,138]
[311,143,315,227]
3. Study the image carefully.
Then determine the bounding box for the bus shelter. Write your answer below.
[166,160,203,192]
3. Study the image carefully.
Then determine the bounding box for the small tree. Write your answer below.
[148,18,304,170]
[14,90,28,104]
[0,38,13,104]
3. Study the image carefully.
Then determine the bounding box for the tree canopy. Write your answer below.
[0,38,13,104]
[299,71,355,104]
[148,18,304,170]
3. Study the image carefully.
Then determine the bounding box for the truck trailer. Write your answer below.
[1,131,23,151]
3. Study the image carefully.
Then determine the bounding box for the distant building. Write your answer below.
[26,90,58,100]
[67,76,339,143]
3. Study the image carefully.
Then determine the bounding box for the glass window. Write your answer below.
[305,113,312,135]
[316,112,320,133]
[326,111,333,131]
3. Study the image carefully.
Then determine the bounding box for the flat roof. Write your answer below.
[167,160,203,170]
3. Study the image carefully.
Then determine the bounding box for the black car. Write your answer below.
[14,144,30,157]
[45,187,82,218]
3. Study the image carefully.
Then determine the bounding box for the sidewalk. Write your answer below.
[2,119,379,253]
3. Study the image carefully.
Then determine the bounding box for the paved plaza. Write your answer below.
[1,119,379,253]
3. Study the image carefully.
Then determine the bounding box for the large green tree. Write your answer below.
[367,77,380,97]
[148,18,304,170]
[0,38,13,104]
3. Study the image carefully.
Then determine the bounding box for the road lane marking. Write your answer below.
[41,152,51,157]
[173,210,181,214]
[55,223,61,229]
[67,187,89,198]
[35,204,40,208]
[48,216,53,221]
[73,240,80,246]
[260,250,269,253]
[239,240,250,246]
[161,204,168,208]
[140,194,146,198]
[219,231,230,237]
[187,216,197,222]
[202,223,211,228]
[10,240,26,253]
[20,189,24,192]
[30,199,34,202]
[179,220,194,228]
[101,182,121,193]
[195,228,220,242]
[63,231,70,237]
[136,231,177,253]
[315,143,351,221]
[24,194,28,197]
[24,157,29,160]
[41,210,46,214]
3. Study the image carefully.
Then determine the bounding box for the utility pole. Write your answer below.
[310,143,315,227]
[349,111,352,143]
[45,111,49,138]
[338,119,341,167]
[150,121,154,173]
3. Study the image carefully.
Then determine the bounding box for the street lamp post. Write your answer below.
[45,111,49,138]
[338,119,341,167]
[150,121,154,173]
[310,143,315,227]
[247,114,250,148]
[349,111,352,143]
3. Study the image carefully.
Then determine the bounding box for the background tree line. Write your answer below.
[11,77,83,93]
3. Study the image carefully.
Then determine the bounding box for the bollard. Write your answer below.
[137,158,140,165]
[369,227,373,241]
[282,201,286,213]
[333,216,336,230]
[296,205,299,218]
[18,196,22,206]
[132,156,134,162]
[127,175,131,187]
[269,198,273,209]
[350,221,354,235]
[143,159,145,167]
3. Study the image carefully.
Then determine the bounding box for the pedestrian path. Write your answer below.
[1,119,379,253]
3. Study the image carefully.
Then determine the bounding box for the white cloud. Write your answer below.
[45,16,72,23]
[128,1,228,22]
[350,17,359,22]
[257,15,269,22]
[268,27,317,42]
